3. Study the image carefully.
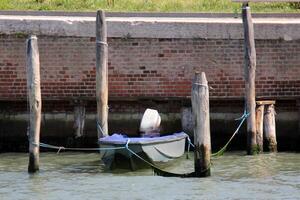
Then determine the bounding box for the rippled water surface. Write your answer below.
[0,152,299,200]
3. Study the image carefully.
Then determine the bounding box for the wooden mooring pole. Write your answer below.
[242,3,258,155]
[74,101,86,138]
[264,104,277,152]
[256,104,264,153]
[26,35,42,173]
[192,72,211,177]
[298,100,300,149]
[96,10,108,139]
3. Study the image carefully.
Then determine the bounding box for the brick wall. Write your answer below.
[0,35,300,100]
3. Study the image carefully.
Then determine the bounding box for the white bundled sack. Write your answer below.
[139,108,161,137]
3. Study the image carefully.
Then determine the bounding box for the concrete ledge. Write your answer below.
[2,11,300,18]
[1,15,300,39]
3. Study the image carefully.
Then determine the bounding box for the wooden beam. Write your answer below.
[264,104,277,152]
[256,105,264,152]
[96,10,108,138]
[256,100,276,105]
[233,0,300,2]
[26,35,42,173]
[192,72,211,177]
[242,4,258,155]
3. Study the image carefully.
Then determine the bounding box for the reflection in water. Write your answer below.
[0,152,299,200]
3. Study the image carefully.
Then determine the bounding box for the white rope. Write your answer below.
[28,35,37,40]
[31,141,39,147]
[193,83,208,87]
[96,40,108,46]
[97,120,106,137]
[96,106,109,136]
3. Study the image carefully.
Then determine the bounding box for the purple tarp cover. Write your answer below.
[99,132,187,145]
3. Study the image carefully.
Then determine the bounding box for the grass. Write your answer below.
[0,0,299,13]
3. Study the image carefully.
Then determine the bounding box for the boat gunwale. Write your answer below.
[99,133,187,146]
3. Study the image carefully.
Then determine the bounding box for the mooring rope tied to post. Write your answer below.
[211,109,250,157]
[193,83,208,87]
[96,120,106,137]
[124,139,197,178]
[183,110,249,158]
[34,110,248,156]
[96,40,108,46]
[193,83,214,90]
[28,35,37,40]
[186,136,194,159]
[34,142,126,153]
[96,105,110,136]
[124,139,159,169]
[34,138,188,176]
[32,109,248,177]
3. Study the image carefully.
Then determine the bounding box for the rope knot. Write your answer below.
[57,146,65,154]
[125,139,130,149]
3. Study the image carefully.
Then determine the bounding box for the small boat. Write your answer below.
[99,132,188,169]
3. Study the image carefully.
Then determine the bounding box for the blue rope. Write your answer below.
[186,136,194,159]
[235,109,249,121]
[124,139,195,177]
[38,139,177,170]
[187,136,194,148]
[96,120,106,137]
[37,109,248,157]
[37,142,126,154]
[211,110,249,157]
[184,110,249,158]
[124,139,159,168]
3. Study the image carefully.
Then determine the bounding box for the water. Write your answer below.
[0,152,299,200]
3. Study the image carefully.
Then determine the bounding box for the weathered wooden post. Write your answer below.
[256,102,264,152]
[192,72,211,177]
[298,100,300,147]
[74,100,85,138]
[234,0,300,153]
[26,35,42,173]
[242,3,258,155]
[264,104,277,152]
[96,10,108,139]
